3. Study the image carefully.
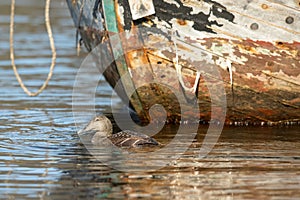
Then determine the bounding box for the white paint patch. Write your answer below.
[163,0,180,8]
[210,42,248,65]
[182,0,211,15]
[117,5,125,26]
[128,0,156,20]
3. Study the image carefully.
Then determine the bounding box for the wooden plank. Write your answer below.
[269,0,300,10]
[102,0,148,119]
[214,0,300,40]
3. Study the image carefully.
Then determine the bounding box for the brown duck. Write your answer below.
[82,115,159,147]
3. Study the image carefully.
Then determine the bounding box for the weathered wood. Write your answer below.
[66,0,300,124]
[67,0,148,118]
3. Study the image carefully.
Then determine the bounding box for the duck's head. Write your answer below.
[82,115,113,136]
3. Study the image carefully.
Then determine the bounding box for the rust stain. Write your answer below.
[266,61,274,67]
[267,77,274,86]
[265,61,280,72]
[253,40,276,49]
[177,19,188,26]
[238,44,257,54]
[275,41,284,47]
[257,109,276,116]
[275,41,300,52]
[261,4,269,9]
[289,97,300,104]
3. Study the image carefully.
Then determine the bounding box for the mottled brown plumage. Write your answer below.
[82,116,159,147]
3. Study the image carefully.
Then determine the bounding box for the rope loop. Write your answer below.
[10,0,56,96]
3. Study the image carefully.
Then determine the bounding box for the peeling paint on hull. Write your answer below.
[66,0,300,124]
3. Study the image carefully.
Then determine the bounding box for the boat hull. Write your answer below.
[67,0,300,124]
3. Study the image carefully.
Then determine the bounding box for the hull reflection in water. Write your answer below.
[49,125,300,199]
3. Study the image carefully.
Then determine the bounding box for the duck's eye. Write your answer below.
[95,118,100,122]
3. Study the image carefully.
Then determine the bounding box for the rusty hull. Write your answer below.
[67,0,300,124]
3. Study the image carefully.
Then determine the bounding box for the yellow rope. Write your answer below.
[10,0,56,96]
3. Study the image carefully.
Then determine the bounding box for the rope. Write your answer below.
[10,0,56,97]
[76,0,85,56]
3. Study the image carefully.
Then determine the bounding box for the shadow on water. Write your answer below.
[0,0,299,199]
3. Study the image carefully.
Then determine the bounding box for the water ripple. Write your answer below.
[0,0,299,199]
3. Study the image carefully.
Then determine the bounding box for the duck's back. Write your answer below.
[108,130,159,147]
